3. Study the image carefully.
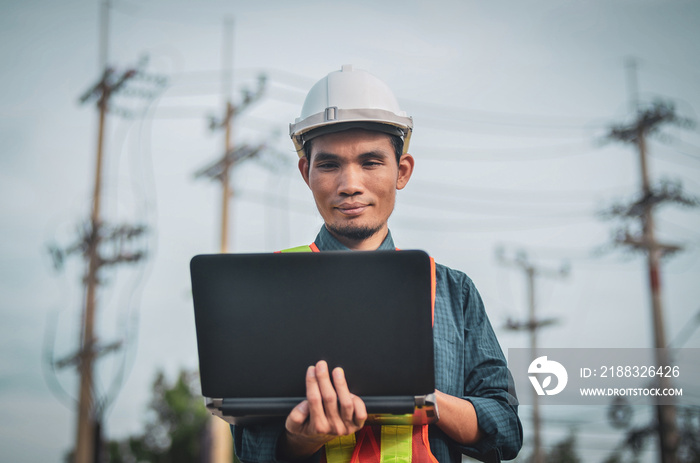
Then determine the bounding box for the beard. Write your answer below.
[326,222,384,242]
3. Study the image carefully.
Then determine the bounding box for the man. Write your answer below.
[233,65,522,462]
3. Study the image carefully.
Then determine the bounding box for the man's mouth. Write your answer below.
[335,203,369,216]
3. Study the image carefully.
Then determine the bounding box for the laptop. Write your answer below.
[190,250,437,426]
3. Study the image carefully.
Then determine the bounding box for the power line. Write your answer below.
[392,214,598,234]
[407,178,623,204]
[655,135,700,163]
[414,141,599,162]
[247,67,610,128]
[415,115,595,139]
[188,67,615,133]
[399,196,596,220]
[402,97,608,129]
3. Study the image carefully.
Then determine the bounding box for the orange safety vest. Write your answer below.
[280,244,438,463]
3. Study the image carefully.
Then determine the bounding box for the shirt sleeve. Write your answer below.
[232,423,322,463]
[439,271,522,462]
[232,422,283,463]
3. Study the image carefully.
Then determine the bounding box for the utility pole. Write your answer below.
[44,3,167,461]
[194,19,266,463]
[76,2,128,460]
[604,60,696,463]
[72,65,138,463]
[197,25,266,254]
[69,63,165,462]
[219,17,235,255]
[497,248,568,463]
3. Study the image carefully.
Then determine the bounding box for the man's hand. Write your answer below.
[278,360,367,460]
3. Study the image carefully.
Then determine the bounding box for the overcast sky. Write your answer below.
[1,0,699,461]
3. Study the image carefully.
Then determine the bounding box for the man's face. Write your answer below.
[298,129,414,249]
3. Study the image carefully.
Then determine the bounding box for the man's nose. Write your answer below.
[337,166,363,196]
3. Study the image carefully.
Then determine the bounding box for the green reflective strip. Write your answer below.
[380,425,413,463]
[325,434,357,463]
[280,245,314,253]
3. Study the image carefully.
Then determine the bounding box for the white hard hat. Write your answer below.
[289,65,413,157]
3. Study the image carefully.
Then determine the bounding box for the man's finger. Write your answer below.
[352,395,368,427]
[315,361,346,435]
[332,367,355,423]
[305,364,331,435]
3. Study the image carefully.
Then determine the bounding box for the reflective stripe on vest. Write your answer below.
[279,243,320,253]
[279,243,438,463]
[381,425,413,463]
[325,434,357,463]
[322,425,437,463]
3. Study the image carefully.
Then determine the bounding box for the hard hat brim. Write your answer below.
[290,108,413,157]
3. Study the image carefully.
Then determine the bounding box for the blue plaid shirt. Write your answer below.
[233,227,522,462]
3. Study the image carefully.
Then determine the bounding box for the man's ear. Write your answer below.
[396,153,415,190]
[298,156,311,187]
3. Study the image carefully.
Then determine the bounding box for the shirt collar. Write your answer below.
[314,226,396,251]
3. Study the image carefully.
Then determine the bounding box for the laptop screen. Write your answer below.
[191,250,434,401]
